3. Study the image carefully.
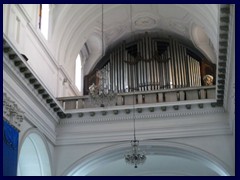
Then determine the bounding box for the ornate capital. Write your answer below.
[3,93,24,131]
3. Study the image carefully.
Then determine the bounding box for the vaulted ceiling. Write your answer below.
[3,4,234,175]
[50,4,219,76]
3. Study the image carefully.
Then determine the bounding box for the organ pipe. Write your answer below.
[85,33,212,94]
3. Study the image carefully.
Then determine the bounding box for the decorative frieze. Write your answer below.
[3,93,24,131]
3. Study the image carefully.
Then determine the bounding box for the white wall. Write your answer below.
[170,135,235,174]
[54,142,113,176]
[54,134,234,176]
[3,4,78,97]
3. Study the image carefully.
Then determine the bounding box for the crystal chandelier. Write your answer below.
[124,140,146,168]
[89,68,117,107]
[88,4,117,107]
[124,5,146,166]
[124,85,146,168]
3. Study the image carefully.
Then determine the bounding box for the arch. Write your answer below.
[191,24,217,64]
[63,141,232,176]
[17,128,52,176]
[75,54,82,92]
[52,4,219,78]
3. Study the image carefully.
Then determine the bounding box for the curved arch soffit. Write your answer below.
[53,4,218,72]
[17,128,52,176]
[63,141,231,176]
[191,24,217,64]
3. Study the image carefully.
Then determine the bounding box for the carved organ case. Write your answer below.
[84,33,215,95]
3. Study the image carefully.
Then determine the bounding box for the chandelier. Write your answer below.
[88,4,117,107]
[89,68,117,107]
[124,140,146,168]
[124,85,146,168]
[124,5,146,166]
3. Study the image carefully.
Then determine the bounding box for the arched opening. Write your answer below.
[75,54,82,92]
[63,141,231,176]
[17,132,51,176]
[39,4,50,40]
[83,32,216,95]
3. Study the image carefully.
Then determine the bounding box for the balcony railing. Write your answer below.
[57,86,216,112]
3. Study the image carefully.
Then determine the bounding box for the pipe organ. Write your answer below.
[84,33,215,95]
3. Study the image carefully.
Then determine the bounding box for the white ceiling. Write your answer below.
[50,4,219,75]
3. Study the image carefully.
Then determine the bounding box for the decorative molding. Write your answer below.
[59,105,225,126]
[3,93,24,131]
[3,64,57,143]
[3,34,65,120]
[217,4,233,107]
[134,16,156,29]
[3,47,58,143]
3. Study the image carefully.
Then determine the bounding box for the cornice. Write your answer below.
[3,56,59,123]
[56,105,230,145]
[3,54,57,143]
[59,105,225,126]
[3,34,65,119]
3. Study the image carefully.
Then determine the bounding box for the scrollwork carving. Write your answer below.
[3,93,24,130]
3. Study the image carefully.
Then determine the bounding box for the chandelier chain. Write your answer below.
[124,4,146,169]
[88,4,117,107]
[133,88,136,141]
[102,4,104,57]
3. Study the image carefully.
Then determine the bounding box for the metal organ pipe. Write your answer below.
[188,56,193,87]
[151,40,156,90]
[174,39,179,88]
[139,40,144,91]
[194,59,197,86]
[162,53,166,89]
[155,45,159,90]
[179,45,184,87]
[197,61,201,86]
[142,37,147,91]
[177,40,182,88]
[112,49,116,91]
[142,40,146,91]
[193,58,196,86]
[148,35,153,90]
[172,40,178,88]
[95,34,203,94]
[167,47,173,89]
[123,42,128,92]
[117,46,121,92]
[153,41,158,90]
[168,40,175,89]
[137,40,141,91]
[180,45,187,87]
[146,34,151,90]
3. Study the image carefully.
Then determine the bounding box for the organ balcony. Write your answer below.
[57,33,218,113]
[4,32,221,118]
